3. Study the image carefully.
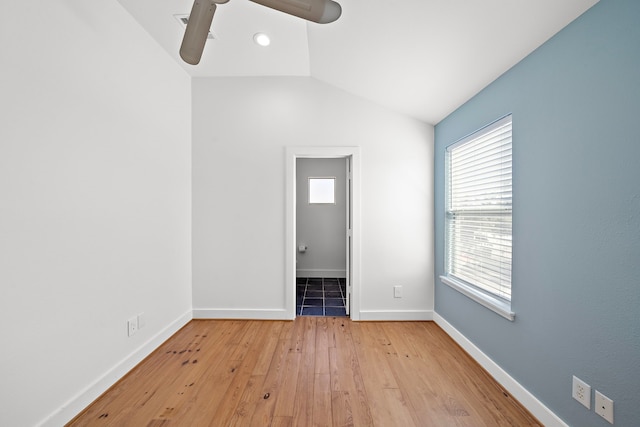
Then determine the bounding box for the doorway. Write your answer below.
[296,158,347,316]
[285,147,361,320]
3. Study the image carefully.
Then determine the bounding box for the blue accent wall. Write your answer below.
[434,0,640,425]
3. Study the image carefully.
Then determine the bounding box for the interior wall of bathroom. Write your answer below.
[296,158,347,278]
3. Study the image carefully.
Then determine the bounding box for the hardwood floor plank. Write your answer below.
[328,320,373,426]
[380,388,418,427]
[314,317,331,375]
[384,322,482,426]
[350,322,398,389]
[248,336,293,427]
[350,323,415,426]
[209,322,272,425]
[292,351,315,426]
[227,320,264,361]
[252,321,285,376]
[272,352,302,417]
[302,316,317,354]
[278,319,294,341]
[384,349,446,426]
[225,374,265,427]
[331,391,354,427]
[67,319,541,427]
[313,373,333,427]
[271,416,293,427]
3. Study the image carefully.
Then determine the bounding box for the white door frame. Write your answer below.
[285,146,361,320]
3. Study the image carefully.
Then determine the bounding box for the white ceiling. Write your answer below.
[118,0,599,124]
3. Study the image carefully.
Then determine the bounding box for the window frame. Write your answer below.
[440,114,515,321]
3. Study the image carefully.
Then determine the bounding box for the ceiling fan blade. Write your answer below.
[180,0,217,65]
[250,0,342,24]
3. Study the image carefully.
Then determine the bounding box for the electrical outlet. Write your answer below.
[127,317,138,337]
[393,285,402,298]
[595,390,614,424]
[572,376,591,409]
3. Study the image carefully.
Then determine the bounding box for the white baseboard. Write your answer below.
[433,312,568,427]
[358,310,433,321]
[39,309,193,427]
[193,308,292,320]
[296,269,346,278]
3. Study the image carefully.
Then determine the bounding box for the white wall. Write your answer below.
[193,77,434,320]
[296,158,347,277]
[0,1,192,426]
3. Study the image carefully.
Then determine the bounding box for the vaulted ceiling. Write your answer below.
[118,0,599,124]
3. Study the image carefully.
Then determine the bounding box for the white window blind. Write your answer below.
[445,115,512,301]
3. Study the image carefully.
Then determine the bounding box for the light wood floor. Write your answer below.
[67,318,541,427]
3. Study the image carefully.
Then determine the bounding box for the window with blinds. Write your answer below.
[445,115,512,302]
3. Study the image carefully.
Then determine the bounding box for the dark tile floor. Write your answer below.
[297,277,347,317]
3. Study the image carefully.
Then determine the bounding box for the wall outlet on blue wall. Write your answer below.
[572,376,591,409]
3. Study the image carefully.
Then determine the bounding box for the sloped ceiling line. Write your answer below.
[117,0,599,124]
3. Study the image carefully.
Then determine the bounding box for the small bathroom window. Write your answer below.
[308,177,335,204]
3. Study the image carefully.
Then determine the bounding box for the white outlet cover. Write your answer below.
[127,317,138,337]
[393,285,402,298]
[572,375,591,409]
[595,390,614,424]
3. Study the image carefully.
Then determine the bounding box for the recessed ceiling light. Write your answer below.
[253,32,271,47]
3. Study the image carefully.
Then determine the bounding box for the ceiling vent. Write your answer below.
[174,14,217,39]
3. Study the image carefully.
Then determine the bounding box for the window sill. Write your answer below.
[440,275,515,321]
